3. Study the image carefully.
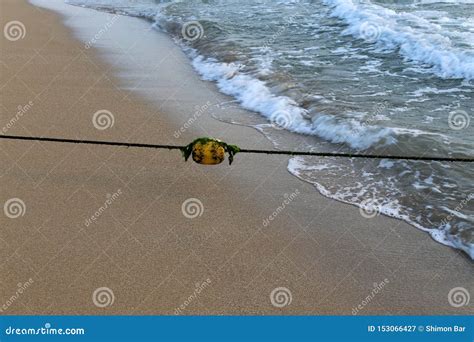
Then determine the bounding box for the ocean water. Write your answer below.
[66,0,473,258]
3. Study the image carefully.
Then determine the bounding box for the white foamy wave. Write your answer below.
[414,0,474,4]
[323,0,474,80]
[191,54,396,149]
[311,115,396,148]
[287,157,474,259]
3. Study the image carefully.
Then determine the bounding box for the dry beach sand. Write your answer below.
[0,0,472,315]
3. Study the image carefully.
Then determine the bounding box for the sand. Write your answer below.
[0,0,472,315]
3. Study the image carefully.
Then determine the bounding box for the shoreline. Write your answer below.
[0,0,472,315]
[46,0,473,259]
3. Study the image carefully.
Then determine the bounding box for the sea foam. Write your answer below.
[323,0,474,80]
[191,54,396,150]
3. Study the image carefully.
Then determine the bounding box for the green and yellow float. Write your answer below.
[181,137,240,165]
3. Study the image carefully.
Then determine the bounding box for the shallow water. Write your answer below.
[67,0,473,258]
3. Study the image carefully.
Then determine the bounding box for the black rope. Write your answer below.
[0,135,182,150]
[1,134,473,163]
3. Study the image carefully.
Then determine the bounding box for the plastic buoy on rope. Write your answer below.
[181,137,240,165]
